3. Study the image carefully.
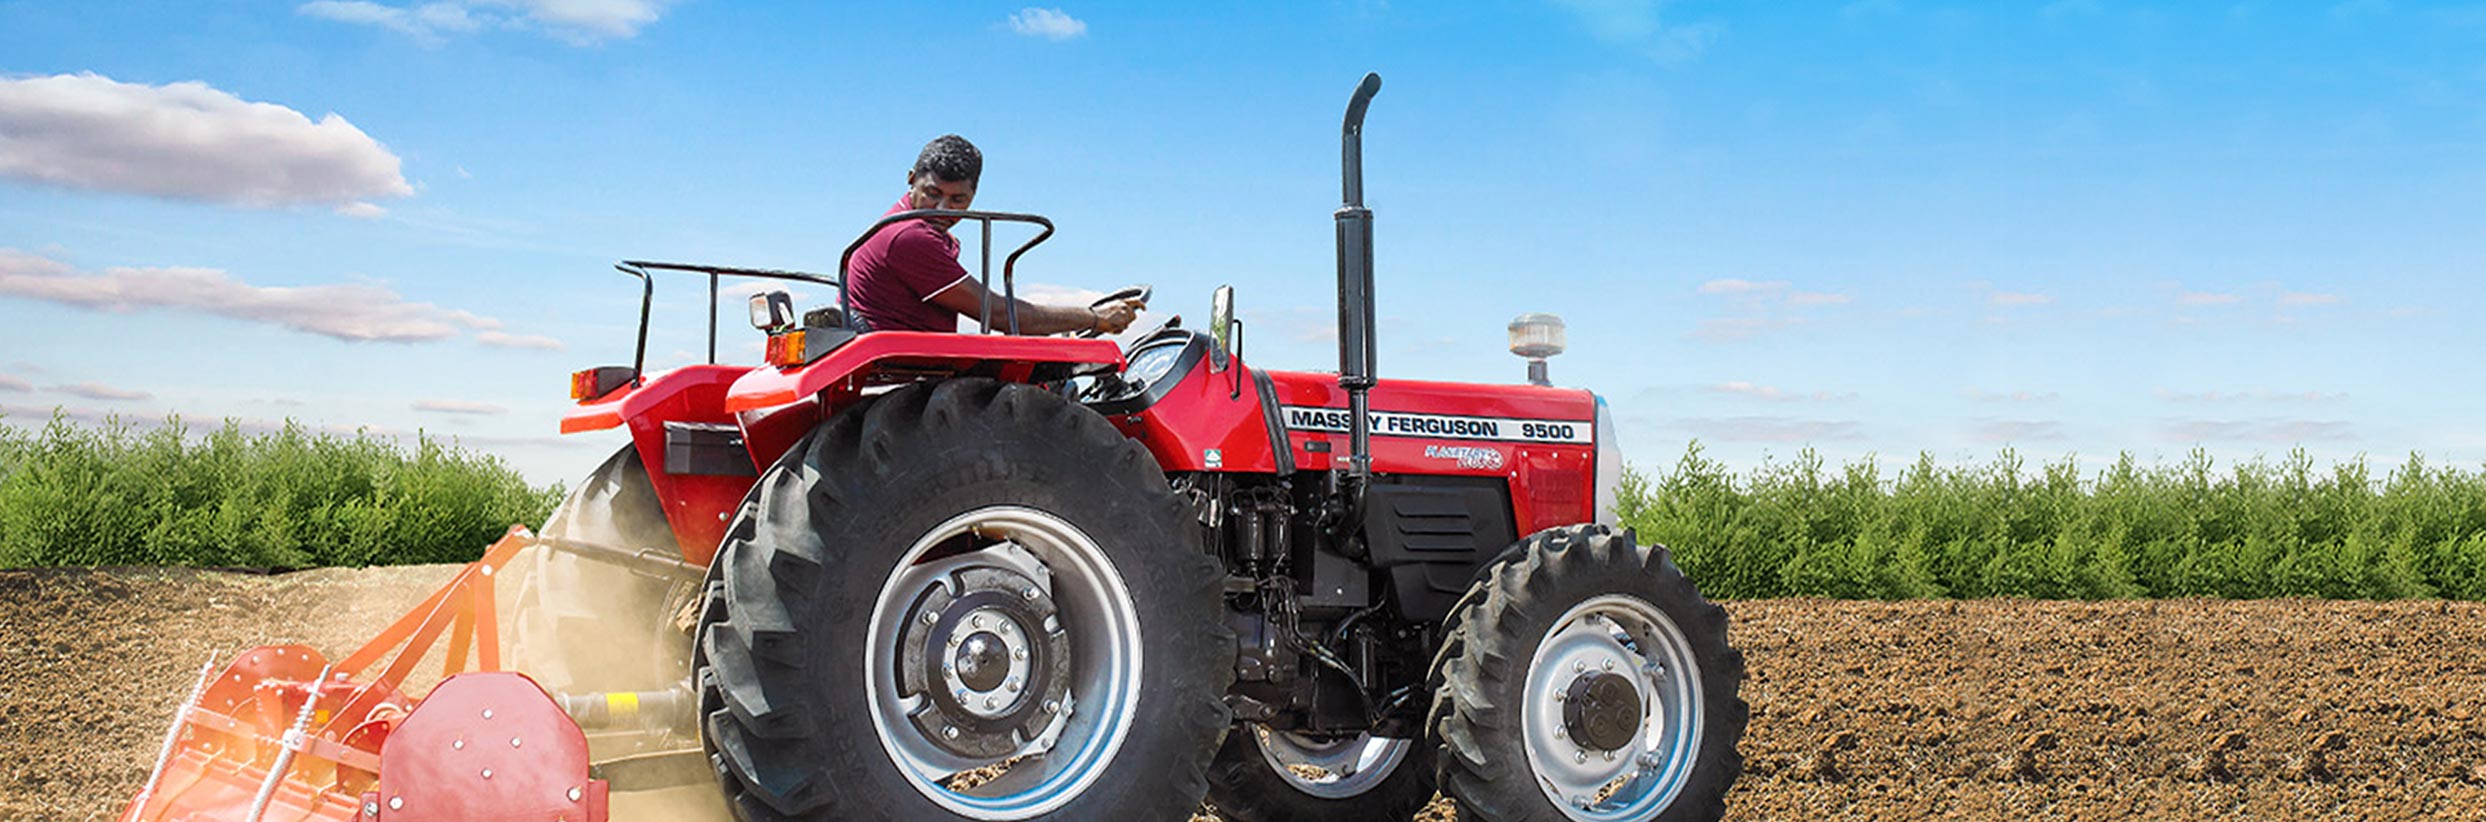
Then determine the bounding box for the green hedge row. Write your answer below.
[1615,442,2486,600]
[0,413,563,568]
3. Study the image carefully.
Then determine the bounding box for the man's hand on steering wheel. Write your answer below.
[1077,285,1152,338]
[1087,300,1143,335]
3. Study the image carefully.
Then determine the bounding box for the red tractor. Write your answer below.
[123,74,1744,822]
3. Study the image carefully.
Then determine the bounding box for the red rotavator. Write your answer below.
[123,73,1746,822]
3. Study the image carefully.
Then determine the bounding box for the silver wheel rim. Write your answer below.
[1250,725,1412,800]
[1521,594,1704,821]
[865,506,1144,820]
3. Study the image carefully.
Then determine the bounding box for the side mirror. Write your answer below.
[1208,285,1235,372]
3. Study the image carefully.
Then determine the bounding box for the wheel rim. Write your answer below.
[1520,594,1704,821]
[1250,725,1412,800]
[865,506,1144,820]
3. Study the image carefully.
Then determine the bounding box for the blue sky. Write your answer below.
[1,1,2482,486]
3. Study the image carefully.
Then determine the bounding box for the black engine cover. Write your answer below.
[1359,477,1517,623]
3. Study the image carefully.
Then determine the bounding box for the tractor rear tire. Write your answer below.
[1431,524,1745,822]
[1206,724,1436,822]
[510,445,693,698]
[696,378,1234,822]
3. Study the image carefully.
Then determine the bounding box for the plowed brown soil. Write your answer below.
[5,566,2485,821]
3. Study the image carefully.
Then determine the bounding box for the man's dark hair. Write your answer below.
[913,134,982,184]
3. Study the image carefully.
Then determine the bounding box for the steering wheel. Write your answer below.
[1075,285,1152,338]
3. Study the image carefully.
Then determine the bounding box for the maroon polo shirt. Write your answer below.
[845,197,972,332]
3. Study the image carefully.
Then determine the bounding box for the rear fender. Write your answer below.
[559,365,761,565]
[724,331,1124,412]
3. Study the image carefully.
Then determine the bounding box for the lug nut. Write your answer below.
[1043,700,1060,714]
[1022,588,1039,600]
[1573,661,1586,673]
[943,725,960,740]
[923,611,939,626]
[1573,751,1588,764]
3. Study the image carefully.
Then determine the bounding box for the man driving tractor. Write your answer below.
[845,134,1146,335]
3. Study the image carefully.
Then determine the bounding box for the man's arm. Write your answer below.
[928,277,1140,336]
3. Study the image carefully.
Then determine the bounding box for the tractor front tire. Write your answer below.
[1431,524,1746,822]
[697,378,1234,822]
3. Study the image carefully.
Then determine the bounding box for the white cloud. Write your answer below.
[0,373,25,392]
[476,331,566,350]
[0,403,122,425]
[2160,418,2356,443]
[54,382,151,401]
[1007,7,1088,40]
[412,399,508,415]
[1698,278,1785,295]
[2156,389,2349,403]
[1016,281,1107,305]
[0,73,409,212]
[1967,388,2061,402]
[2178,291,2243,306]
[301,0,671,44]
[1690,278,1846,342]
[1988,291,2054,306]
[1550,0,1722,61]
[1707,381,1855,402]
[1672,415,1865,443]
[0,248,504,343]
[297,1,481,43]
[2278,291,2344,306]
[1972,419,2067,442]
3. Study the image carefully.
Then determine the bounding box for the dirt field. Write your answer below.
[6,566,2486,821]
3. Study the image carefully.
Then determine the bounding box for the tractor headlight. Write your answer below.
[1593,395,1622,527]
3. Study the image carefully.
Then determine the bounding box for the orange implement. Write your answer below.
[120,527,608,822]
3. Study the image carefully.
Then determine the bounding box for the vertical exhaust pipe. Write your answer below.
[1336,72,1382,486]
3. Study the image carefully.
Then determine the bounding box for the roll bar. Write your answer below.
[836,210,1057,335]
[604,210,1055,385]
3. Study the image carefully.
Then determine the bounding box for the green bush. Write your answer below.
[0,412,563,568]
[1617,441,2486,601]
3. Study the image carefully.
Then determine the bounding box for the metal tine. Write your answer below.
[130,653,219,815]
[246,663,334,822]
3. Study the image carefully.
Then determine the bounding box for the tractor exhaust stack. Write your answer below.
[1335,72,1382,485]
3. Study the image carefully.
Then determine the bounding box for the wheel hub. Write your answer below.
[1521,597,1706,821]
[1561,671,1643,752]
[954,631,1011,692]
[897,559,1072,759]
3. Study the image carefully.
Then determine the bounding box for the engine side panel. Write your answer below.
[1264,370,1599,535]
[1360,476,1519,622]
